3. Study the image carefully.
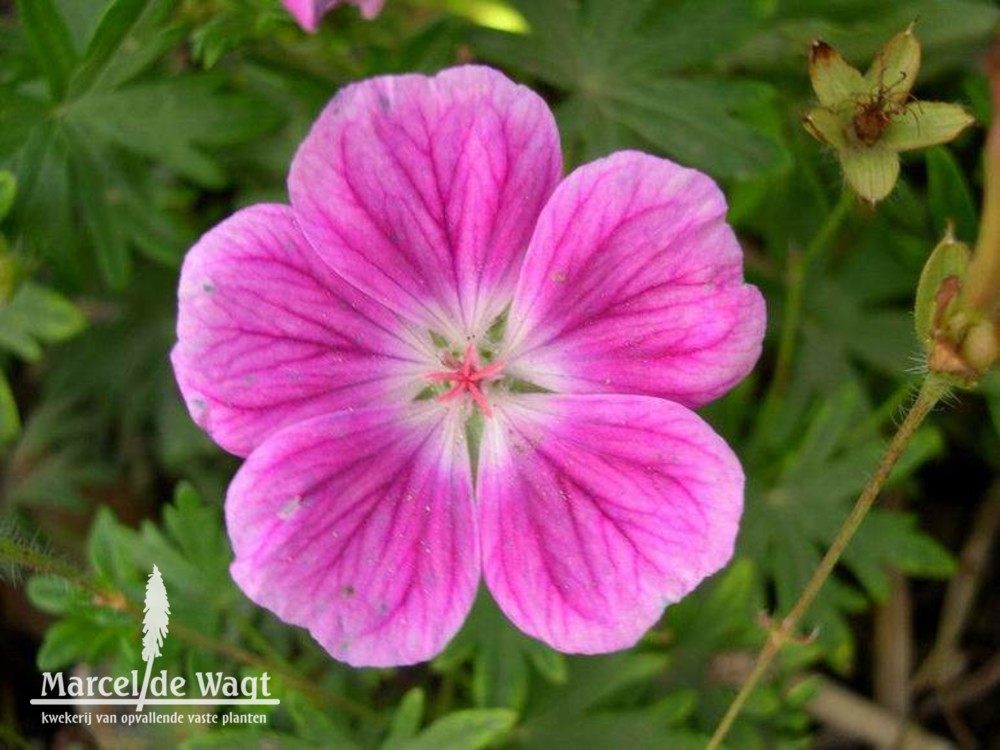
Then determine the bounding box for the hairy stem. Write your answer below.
[0,535,99,594]
[708,375,949,749]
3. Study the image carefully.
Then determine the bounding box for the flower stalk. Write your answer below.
[708,375,949,749]
[963,39,1000,323]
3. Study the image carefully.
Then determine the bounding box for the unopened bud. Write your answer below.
[960,319,999,374]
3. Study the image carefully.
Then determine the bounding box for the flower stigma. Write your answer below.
[426,342,504,417]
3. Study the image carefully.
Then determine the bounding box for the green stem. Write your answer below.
[767,191,853,401]
[0,536,379,722]
[963,41,1000,319]
[708,375,949,750]
[0,535,101,595]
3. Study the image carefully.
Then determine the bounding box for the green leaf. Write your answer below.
[7,3,277,287]
[601,79,786,179]
[134,482,236,625]
[845,511,956,600]
[924,146,978,242]
[286,691,359,748]
[393,709,517,750]
[0,171,16,221]
[54,0,109,49]
[65,76,284,188]
[741,382,945,667]
[726,1,1000,80]
[26,574,78,615]
[434,591,565,710]
[643,0,769,72]
[653,690,698,727]
[10,282,85,341]
[16,0,78,101]
[383,689,426,750]
[472,0,785,176]
[69,0,179,96]
[785,675,823,708]
[36,618,104,671]
[528,653,667,719]
[66,126,131,289]
[9,126,78,278]
[665,559,762,660]
[0,370,19,444]
[161,483,225,570]
[3,397,110,511]
[806,278,916,376]
[87,506,132,582]
[521,712,708,750]
[0,281,86,361]
[516,655,704,750]
[0,91,49,161]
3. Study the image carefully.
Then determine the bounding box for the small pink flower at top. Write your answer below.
[282,0,384,32]
[172,66,766,667]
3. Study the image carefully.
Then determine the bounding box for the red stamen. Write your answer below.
[425,342,503,417]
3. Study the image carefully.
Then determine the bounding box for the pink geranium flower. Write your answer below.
[282,0,384,32]
[172,66,766,667]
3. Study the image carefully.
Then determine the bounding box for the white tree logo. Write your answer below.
[136,564,170,711]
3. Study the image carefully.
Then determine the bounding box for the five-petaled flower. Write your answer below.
[172,66,766,667]
[282,0,384,32]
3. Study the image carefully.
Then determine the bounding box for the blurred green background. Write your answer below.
[1,0,998,747]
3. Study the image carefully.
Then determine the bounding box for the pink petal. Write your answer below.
[505,151,765,408]
[355,0,386,19]
[282,0,385,32]
[172,204,425,457]
[479,394,744,653]
[289,66,562,338]
[228,406,477,667]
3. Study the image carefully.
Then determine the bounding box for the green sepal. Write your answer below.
[839,146,899,205]
[803,107,847,149]
[913,234,971,351]
[808,40,866,108]
[882,102,975,152]
[429,330,450,349]
[864,24,920,105]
